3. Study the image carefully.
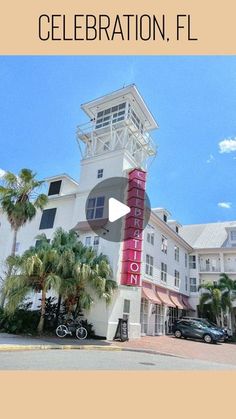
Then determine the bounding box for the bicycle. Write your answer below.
[56,317,88,340]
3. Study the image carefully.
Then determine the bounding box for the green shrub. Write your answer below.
[0,305,40,335]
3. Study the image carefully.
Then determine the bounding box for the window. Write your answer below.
[185,253,188,268]
[230,231,236,241]
[190,277,197,292]
[174,270,180,287]
[39,208,57,230]
[85,236,91,246]
[174,246,179,262]
[95,102,126,129]
[86,196,105,220]
[161,235,167,254]
[93,236,99,252]
[189,255,196,269]
[161,262,167,282]
[147,232,154,245]
[145,254,154,276]
[163,214,167,222]
[48,180,62,196]
[123,299,130,321]
[176,226,179,234]
[97,169,103,179]
[185,275,188,291]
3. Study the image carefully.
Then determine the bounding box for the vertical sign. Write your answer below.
[121,168,147,286]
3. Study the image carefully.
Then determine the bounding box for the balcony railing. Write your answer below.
[199,265,221,273]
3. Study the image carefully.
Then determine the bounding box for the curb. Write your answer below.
[0,344,122,352]
[0,343,185,359]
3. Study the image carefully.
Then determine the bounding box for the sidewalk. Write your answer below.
[113,335,236,366]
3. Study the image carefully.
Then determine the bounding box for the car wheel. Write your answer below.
[203,334,213,344]
[174,330,182,338]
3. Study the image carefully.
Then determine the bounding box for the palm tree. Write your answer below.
[51,228,117,319]
[4,229,116,333]
[4,239,61,333]
[198,282,222,326]
[0,168,48,256]
[218,274,236,329]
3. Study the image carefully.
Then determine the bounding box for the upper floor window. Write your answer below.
[189,255,196,269]
[185,275,188,291]
[35,238,50,248]
[174,246,179,262]
[97,169,104,179]
[176,226,179,234]
[230,231,236,241]
[161,262,167,282]
[86,196,105,220]
[174,270,180,288]
[39,208,57,230]
[127,104,144,132]
[95,102,126,129]
[161,235,167,254]
[85,236,91,246]
[163,214,167,222]
[190,277,197,292]
[93,236,100,253]
[147,232,154,245]
[185,253,188,268]
[145,254,154,277]
[48,180,62,196]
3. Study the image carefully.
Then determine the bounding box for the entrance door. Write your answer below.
[154,304,164,335]
[140,298,148,335]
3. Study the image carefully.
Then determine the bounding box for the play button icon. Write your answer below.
[108,198,130,222]
[84,176,150,243]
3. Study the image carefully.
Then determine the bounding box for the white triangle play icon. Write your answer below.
[108,197,131,223]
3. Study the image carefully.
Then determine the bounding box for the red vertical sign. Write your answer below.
[121,168,147,286]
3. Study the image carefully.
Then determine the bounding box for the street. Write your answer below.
[0,348,236,370]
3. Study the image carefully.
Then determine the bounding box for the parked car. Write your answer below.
[173,319,225,343]
[181,316,232,341]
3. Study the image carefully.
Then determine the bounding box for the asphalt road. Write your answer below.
[0,349,236,370]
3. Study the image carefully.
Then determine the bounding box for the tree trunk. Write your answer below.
[11,228,18,256]
[0,228,18,308]
[37,287,46,334]
[56,294,62,321]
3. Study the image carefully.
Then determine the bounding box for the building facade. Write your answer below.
[1,85,236,339]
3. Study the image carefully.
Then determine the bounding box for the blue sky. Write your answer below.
[0,56,236,225]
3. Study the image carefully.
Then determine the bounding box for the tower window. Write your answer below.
[97,169,104,179]
[86,196,105,220]
[39,208,57,230]
[48,180,62,196]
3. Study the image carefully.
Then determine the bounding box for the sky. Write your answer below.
[0,56,236,225]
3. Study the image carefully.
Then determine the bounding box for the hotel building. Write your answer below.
[1,85,236,339]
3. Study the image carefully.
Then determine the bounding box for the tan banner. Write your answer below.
[0,0,235,55]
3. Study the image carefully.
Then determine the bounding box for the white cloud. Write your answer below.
[218,202,232,209]
[219,138,236,153]
[0,168,6,179]
[206,154,215,163]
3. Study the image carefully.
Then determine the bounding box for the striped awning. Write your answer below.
[170,294,185,310]
[156,288,176,308]
[142,286,162,305]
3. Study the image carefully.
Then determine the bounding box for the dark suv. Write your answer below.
[173,319,225,343]
[182,317,232,341]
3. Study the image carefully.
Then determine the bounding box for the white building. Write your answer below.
[1,84,236,339]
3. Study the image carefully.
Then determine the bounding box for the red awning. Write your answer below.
[170,294,185,310]
[182,297,195,311]
[156,289,176,308]
[142,286,162,305]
